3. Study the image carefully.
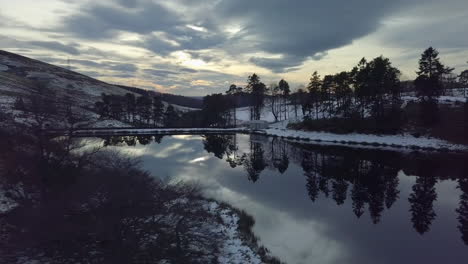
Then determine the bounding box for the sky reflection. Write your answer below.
[101,134,468,264]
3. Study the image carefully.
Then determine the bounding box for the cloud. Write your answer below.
[249,55,303,73]
[143,69,178,77]
[108,63,138,73]
[212,0,411,72]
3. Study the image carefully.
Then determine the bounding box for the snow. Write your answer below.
[0,188,18,214]
[263,128,468,151]
[207,202,262,264]
[401,95,467,104]
[89,119,130,128]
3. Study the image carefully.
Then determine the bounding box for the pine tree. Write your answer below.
[278,79,290,120]
[164,105,178,127]
[306,71,322,119]
[152,96,164,127]
[415,47,453,101]
[246,74,266,120]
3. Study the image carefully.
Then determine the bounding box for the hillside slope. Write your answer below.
[0,50,197,114]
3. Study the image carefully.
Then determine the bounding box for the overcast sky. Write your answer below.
[1,0,468,96]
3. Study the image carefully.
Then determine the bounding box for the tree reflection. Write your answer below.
[102,135,165,146]
[408,175,437,234]
[457,177,468,245]
[202,134,236,159]
[244,141,267,182]
[100,133,468,244]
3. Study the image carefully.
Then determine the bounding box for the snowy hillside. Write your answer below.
[0,50,193,115]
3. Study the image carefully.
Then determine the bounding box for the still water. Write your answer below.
[98,134,468,264]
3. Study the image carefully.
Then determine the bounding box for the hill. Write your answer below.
[0,50,199,115]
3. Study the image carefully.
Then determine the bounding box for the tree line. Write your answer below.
[201,134,468,243]
[202,47,467,133]
[94,93,180,127]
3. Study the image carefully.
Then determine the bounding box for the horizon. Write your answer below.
[1,0,468,96]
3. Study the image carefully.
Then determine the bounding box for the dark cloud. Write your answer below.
[114,0,139,8]
[143,69,178,77]
[58,0,435,72]
[213,0,411,72]
[249,55,303,73]
[61,1,186,39]
[0,37,80,55]
[108,63,138,73]
[180,68,198,73]
[27,41,80,55]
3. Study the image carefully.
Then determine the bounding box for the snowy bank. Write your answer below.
[262,128,468,152]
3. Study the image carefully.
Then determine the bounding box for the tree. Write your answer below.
[246,74,267,120]
[152,96,164,127]
[278,79,290,120]
[459,70,468,98]
[164,105,179,127]
[269,83,281,122]
[321,75,334,118]
[333,71,353,117]
[306,71,322,119]
[408,175,437,234]
[226,84,239,95]
[415,47,453,101]
[456,178,468,245]
[124,93,136,122]
[202,94,233,127]
[136,96,152,125]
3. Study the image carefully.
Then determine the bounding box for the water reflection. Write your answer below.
[101,134,468,263]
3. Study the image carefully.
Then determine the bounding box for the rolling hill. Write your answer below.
[0,50,201,117]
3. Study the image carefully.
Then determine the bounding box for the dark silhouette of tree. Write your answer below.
[124,93,136,122]
[305,171,320,202]
[456,178,468,245]
[245,74,267,120]
[384,171,400,209]
[164,105,179,127]
[137,135,152,145]
[332,178,348,206]
[459,70,468,90]
[351,182,368,218]
[409,175,438,234]
[136,96,152,125]
[306,71,322,119]
[269,83,281,122]
[152,96,164,127]
[414,47,453,125]
[124,136,137,146]
[202,94,234,127]
[278,79,290,120]
[202,135,233,159]
[415,47,454,101]
[243,141,266,182]
[320,75,335,118]
[154,135,164,144]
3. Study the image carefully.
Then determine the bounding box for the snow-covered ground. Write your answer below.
[401,95,467,104]
[262,128,467,151]
[207,202,263,264]
[0,187,19,213]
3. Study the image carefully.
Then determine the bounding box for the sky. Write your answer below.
[1,0,468,96]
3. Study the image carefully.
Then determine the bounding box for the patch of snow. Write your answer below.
[401,95,467,104]
[0,188,18,214]
[90,119,131,128]
[207,202,262,264]
[263,128,468,151]
[26,71,55,79]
